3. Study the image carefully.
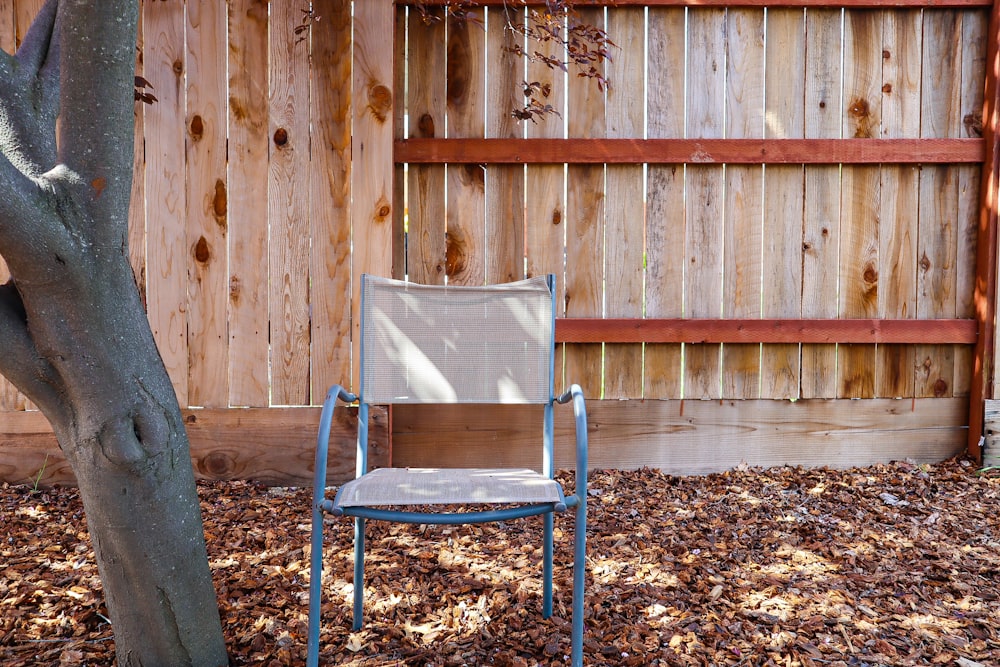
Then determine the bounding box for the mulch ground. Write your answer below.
[2,457,999,666]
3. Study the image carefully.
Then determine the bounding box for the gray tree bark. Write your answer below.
[0,2,228,664]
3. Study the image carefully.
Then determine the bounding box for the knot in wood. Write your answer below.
[213,180,228,223]
[194,236,211,263]
[368,85,392,123]
[849,98,870,118]
[417,113,436,138]
[862,265,878,285]
[374,197,391,222]
[190,115,204,141]
[203,451,236,476]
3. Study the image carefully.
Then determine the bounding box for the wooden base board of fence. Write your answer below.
[0,406,389,488]
[392,398,968,474]
[2,398,968,486]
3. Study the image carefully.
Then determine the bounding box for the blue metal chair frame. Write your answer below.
[307,274,588,667]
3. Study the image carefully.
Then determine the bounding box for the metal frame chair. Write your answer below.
[307,273,588,666]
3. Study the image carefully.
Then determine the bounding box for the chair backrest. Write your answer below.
[360,274,556,405]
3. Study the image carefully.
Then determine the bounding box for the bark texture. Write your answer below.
[0,2,228,665]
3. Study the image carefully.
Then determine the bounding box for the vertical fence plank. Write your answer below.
[723,8,765,399]
[269,0,311,406]
[407,8,447,285]
[352,0,395,389]
[486,6,524,285]
[13,0,39,49]
[523,19,565,282]
[839,10,882,399]
[228,0,269,407]
[604,6,644,399]
[310,0,353,401]
[645,7,686,400]
[186,2,229,408]
[565,7,605,399]
[955,9,988,396]
[916,10,963,398]
[446,15,486,285]
[685,8,726,399]
[393,10,407,282]
[876,9,921,398]
[143,0,189,406]
[802,8,842,399]
[523,8,567,389]
[0,0,11,53]
[762,8,805,399]
[228,0,270,407]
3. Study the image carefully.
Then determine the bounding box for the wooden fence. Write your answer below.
[1,0,998,486]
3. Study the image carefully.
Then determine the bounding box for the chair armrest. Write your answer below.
[556,384,588,505]
[313,384,356,501]
[328,385,358,405]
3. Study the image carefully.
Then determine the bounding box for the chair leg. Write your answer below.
[352,516,366,631]
[570,501,586,667]
[542,512,554,618]
[306,502,325,667]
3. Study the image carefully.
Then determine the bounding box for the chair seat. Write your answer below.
[335,467,564,508]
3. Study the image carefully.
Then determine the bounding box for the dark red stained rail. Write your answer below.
[401,0,991,7]
[555,318,978,344]
[396,138,985,165]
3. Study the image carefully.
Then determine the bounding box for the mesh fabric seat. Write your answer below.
[307,274,588,667]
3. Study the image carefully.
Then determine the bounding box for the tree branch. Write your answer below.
[58,0,138,240]
[0,281,68,420]
[0,152,82,291]
[15,0,59,76]
[0,0,60,177]
[0,148,45,234]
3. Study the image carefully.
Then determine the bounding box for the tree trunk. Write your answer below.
[43,265,229,667]
[0,2,228,664]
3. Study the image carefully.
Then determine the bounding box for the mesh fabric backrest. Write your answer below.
[361,275,554,404]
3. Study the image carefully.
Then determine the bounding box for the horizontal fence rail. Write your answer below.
[406,0,992,6]
[556,318,979,344]
[396,138,986,164]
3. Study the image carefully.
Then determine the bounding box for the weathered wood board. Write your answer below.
[761,9,804,400]
[645,7,686,399]
[605,6,644,399]
[685,8,727,399]
[186,1,229,408]
[838,10,882,398]
[801,8,842,399]
[267,0,311,406]
[309,0,353,401]
[351,0,395,390]
[485,6,525,285]
[393,398,968,474]
[0,407,389,487]
[406,8,447,285]
[143,0,189,406]
[226,0,270,407]
[876,9,920,398]
[446,14,486,285]
[723,8,765,399]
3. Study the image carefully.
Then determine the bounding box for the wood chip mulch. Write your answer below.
[2,457,999,666]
